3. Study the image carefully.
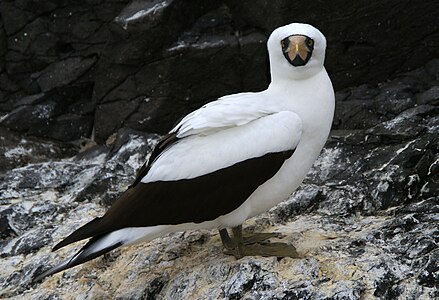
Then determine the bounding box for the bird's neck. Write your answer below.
[268,67,328,91]
[266,68,335,137]
[267,68,334,106]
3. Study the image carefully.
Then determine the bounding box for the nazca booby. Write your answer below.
[35,23,335,281]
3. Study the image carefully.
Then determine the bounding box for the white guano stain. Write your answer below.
[4,147,33,158]
[115,0,170,30]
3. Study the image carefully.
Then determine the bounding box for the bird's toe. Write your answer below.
[242,232,283,245]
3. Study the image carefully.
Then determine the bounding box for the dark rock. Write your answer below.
[94,5,268,141]
[425,59,439,80]
[10,228,52,256]
[418,250,439,289]
[0,208,17,240]
[365,105,436,142]
[374,82,416,116]
[91,0,222,104]
[93,4,240,141]
[0,15,6,69]
[13,92,47,107]
[35,57,97,92]
[225,0,439,89]
[0,127,77,173]
[334,64,439,131]
[418,86,439,105]
[47,114,94,142]
[1,82,95,141]
[72,127,159,205]
[273,185,324,222]
[2,101,59,133]
[1,1,438,142]
[94,98,143,142]
[142,277,167,300]
[0,0,128,140]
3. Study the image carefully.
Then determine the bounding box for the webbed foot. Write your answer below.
[219,226,299,259]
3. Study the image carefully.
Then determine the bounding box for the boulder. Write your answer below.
[0,0,128,140]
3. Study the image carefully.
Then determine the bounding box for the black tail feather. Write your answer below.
[34,235,123,282]
[52,217,107,251]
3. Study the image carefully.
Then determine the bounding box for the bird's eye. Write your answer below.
[307,39,314,47]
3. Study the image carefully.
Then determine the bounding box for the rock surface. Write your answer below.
[0,61,438,299]
[1,1,438,142]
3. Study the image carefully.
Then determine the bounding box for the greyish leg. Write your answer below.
[219,228,235,250]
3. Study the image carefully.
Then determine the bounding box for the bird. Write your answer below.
[34,22,335,282]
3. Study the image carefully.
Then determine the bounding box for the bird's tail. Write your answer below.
[33,233,123,282]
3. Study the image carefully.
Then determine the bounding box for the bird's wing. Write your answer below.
[171,92,274,138]
[131,92,274,186]
[142,109,301,183]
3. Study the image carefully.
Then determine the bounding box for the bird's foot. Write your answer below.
[219,227,299,259]
[223,242,299,258]
[243,232,282,245]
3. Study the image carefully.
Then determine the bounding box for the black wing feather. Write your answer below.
[130,133,179,188]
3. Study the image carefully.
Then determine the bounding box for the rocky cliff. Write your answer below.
[1,0,438,142]
[0,0,438,299]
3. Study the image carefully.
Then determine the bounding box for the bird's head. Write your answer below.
[267,23,327,81]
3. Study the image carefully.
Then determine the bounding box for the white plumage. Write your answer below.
[35,22,335,281]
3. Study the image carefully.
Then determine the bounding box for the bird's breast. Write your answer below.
[243,71,335,219]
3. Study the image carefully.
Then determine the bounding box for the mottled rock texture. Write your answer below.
[1,0,438,142]
[0,60,438,299]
